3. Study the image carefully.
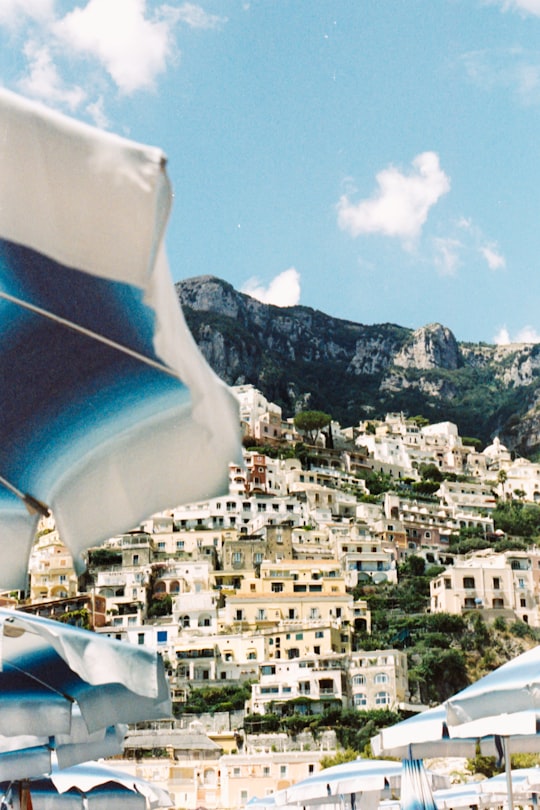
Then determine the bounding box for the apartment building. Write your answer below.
[218,559,370,641]
[430,549,540,625]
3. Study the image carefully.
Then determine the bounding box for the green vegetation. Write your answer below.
[293,410,332,444]
[174,682,253,716]
[147,595,173,618]
[88,548,122,567]
[243,707,402,754]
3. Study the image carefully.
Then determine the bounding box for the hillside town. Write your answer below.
[7,383,540,809]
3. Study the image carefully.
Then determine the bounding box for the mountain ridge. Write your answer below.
[175,275,540,455]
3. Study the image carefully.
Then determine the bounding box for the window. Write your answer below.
[280,766,287,777]
[375,673,388,684]
[463,576,475,589]
[375,691,390,705]
[137,633,144,645]
[272,582,283,593]
[257,609,267,620]
[309,608,320,620]
[295,632,303,640]
[493,577,501,589]
[353,674,366,686]
[315,630,324,638]
[232,552,243,564]
[354,693,367,707]
[157,630,168,643]
[263,766,271,777]
[176,541,184,550]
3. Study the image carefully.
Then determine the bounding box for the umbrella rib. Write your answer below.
[3,660,74,703]
[0,474,51,516]
[0,291,180,379]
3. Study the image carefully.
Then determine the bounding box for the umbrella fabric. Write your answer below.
[445,645,540,739]
[0,609,171,779]
[0,87,241,589]
[0,609,171,737]
[0,761,172,810]
[433,783,491,810]
[275,759,449,807]
[399,759,437,810]
[371,703,540,760]
[0,720,126,781]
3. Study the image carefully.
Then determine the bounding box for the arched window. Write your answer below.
[353,674,366,686]
[375,673,388,684]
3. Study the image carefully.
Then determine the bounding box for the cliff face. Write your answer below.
[176,275,540,455]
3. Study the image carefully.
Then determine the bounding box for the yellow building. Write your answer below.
[29,530,78,601]
[219,559,370,646]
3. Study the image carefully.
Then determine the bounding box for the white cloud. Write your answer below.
[86,96,109,128]
[461,47,540,105]
[54,0,178,94]
[0,0,54,26]
[337,152,450,242]
[18,41,86,110]
[242,268,301,307]
[495,0,540,16]
[494,325,540,344]
[176,3,225,29]
[480,243,506,270]
[433,237,461,276]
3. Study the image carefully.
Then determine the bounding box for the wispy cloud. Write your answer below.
[456,217,507,272]
[176,3,226,29]
[337,151,450,243]
[480,244,506,270]
[0,0,54,26]
[433,237,462,277]
[494,325,540,344]
[461,47,540,105]
[242,268,301,307]
[491,0,540,17]
[19,41,87,110]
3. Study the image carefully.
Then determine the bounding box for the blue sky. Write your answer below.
[1,1,539,344]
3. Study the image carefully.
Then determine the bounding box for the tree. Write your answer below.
[294,410,332,445]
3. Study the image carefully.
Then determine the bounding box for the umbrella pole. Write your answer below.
[502,737,513,810]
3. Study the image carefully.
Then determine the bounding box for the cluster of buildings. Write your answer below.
[7,384,540,809]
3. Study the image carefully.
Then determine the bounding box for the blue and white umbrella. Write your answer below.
[275,758,448,809]
[0,760,172,810]
[0,608,170,778]
[372,645,540,809]
[0,87,241,590]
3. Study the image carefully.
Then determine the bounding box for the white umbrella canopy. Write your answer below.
[0,87,241,590]
[0,761,173,810]
[433,783,496,810]
[444,645,540,739]
[0,608,171,779]
[372,646,540,809]
[275,759,449,808]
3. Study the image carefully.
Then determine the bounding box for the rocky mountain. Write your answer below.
[176,275,540,456]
